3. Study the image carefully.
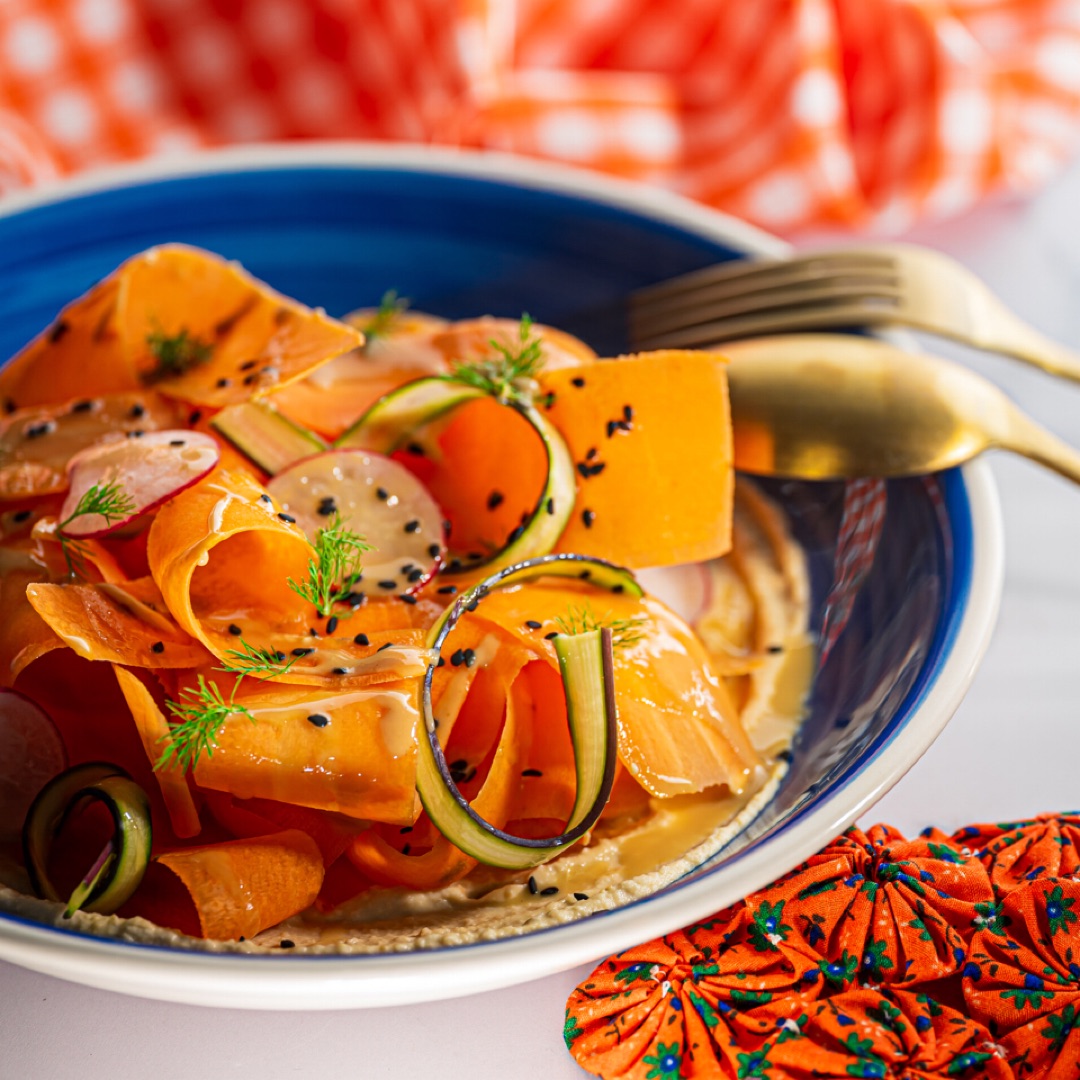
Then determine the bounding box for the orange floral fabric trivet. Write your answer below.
[2,2,1080,232]
[566,816,1080,1078]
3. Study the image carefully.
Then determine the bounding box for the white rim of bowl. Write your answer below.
[0,144,1005,1008]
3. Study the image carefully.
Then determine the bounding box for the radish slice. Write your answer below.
[267,449,446,594]
[0,689,67,842]
[60,430,220,538]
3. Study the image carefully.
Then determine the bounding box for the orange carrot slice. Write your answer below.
[541,350,734,567]
[27,577,212,670]
[189,673,421,824]
[0,280,131,410]
[128,829,323,940]
[0,568,63,686]
[112,665,201,839]
[117,245,361,408]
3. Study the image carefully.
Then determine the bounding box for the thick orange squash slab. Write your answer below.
[0,392,180,500]
[466,579,762,796]
[0,279,131,410]
[127,829,323,940]
[27,577,212,670]
[541,350,734,568]
[191,674,421,824]
[112,665,201,839]
[117,245,362,408]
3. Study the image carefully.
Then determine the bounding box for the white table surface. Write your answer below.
[4,158,1080,1079]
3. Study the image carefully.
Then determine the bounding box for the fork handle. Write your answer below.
[972,308,1080,385]
[1003,407,1080,486]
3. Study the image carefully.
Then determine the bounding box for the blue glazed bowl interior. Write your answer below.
[0,162,969,930]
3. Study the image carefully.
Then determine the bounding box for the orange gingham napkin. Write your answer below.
[1,0,1080,232]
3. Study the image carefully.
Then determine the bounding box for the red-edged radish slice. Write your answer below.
[267,449,446,594]
[60,430,220,538]
[0,688,67,842]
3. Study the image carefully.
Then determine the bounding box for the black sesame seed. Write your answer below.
[450,649,465,667]
[228,623,242,636]
[467,551,484,562]
[332,666,349,675]
[307,713,330,727]
[579,570,592,580]
[586,447,597,461]
[522,768,543,777]
[126,429,144,438]
[353,633,370,647]
[341,591,364,607]
[189,410,203,425]
[277,512,296,523]
[437,656,445,667]
[767,644,784,654]
[406,442,425,456]
[49,320,70,343]
[443,559,464,573]
[378,579,397,590]
[325,616,339,635]
[71,399,94,414]
[274,651,287,663]
[216,377,231,388]
[545,631,559,640]
[25,422,52,439]
[279,940,295,949]
[462,648,476,668]
[402,843,411,856]
[540,886,559,897]
[449,758,468,771]
[427,543,441,559]
[525,620,542,630]
[399,594,418,605]
[240,359,258,371]
[377,642,394,652]
[400,825,413,834]
[404,519,420,534]
[606,420,619,438]
[169,439,186,447]
[487,490,504,511]
[151,641,165,654]
[242,373,258,386]
[623,405,634,422]
[126,403,146,420]
[546,497,554,515]
[506,525,524,544]
[401,563,416,575]
[571,376,585,388]
[574,892,589,901]
[375,487,389,501]
[260,493,272,504]
[582,509,595,528]
[317,497,337,516]
[437,585,457,595]
[2,399,14,414]
[527,876,538,895]
[611,584,625,594]
[407,568,424,583]
[12,510,32,523]
[292,647,314,657]
[309,627,319,637]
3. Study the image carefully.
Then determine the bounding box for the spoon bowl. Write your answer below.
[725,334,1080,483]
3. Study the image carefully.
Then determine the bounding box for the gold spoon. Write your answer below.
[724,333,1080,482]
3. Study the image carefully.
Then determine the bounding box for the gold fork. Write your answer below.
[630,243,1080,383]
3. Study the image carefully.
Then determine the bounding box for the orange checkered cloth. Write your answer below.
[1,0,1080,232]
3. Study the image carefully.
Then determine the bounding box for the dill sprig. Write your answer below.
[287,513,370,618]
[362,290,409,343]
[218,637,297,680]
[157,674,255,773]
[448,314,544,404]
[144,326,213,380]
[57,481,136,577]
[554,604,645,649]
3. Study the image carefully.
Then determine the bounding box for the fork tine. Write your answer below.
[634,300,901,350]
[632,278,903,342]
[633,250,896,306]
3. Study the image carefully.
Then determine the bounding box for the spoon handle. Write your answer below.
[1003,407,1080,486]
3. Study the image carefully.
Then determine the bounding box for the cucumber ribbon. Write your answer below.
[22,762,152,917]
[419,554,642,870]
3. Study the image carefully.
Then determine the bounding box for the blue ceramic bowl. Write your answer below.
[0,146,1003,1008]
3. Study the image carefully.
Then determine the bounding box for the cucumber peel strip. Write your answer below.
[23,762,152,916]
[336,377,578,577]
[419,553,642,870]
[211,401,328,475]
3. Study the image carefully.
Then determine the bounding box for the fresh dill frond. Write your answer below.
[217,637,298,681]
[57,481,136,577]
[144,326,213,380]
[287,513,371,618]
[554,604,645,649]
[157,674,255,773]
[362,290,409,343]
[449,314,544,404]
